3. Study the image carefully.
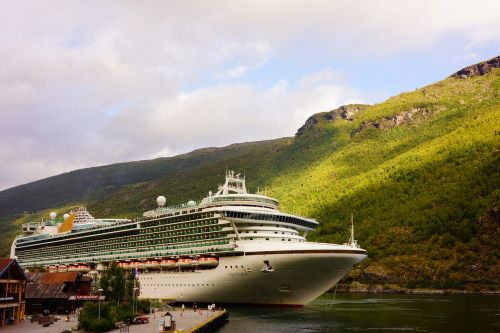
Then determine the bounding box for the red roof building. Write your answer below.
[25,272,93,314]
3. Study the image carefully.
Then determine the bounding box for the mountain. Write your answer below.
[1,56,499,291]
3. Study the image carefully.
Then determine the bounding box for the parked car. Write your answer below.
[132,315,149,324]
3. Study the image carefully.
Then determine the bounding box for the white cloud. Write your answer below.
[0,0,499,190]
[217,66,249,79]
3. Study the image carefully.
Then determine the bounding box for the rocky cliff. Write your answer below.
[451,55,500,78]
[295,104,370,137]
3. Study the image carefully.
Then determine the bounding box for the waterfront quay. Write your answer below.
[0,308,228,333]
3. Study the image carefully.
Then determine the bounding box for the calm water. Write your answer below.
[218,294,500,333]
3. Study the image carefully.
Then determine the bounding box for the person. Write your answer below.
[193,302,197,312]
[211,303,216,312]
[181,303,185,316]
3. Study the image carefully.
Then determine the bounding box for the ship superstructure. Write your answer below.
[11,171,366,305]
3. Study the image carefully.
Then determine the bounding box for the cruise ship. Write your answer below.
[11,171,367,305]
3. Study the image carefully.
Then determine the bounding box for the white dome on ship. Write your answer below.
[157,196,166,207]
[187,200,196,207]
[49,212,57,220]
[63,213,70,220]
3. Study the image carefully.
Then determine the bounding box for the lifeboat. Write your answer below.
[177,258,195,268]
[48,266,58,273]
[68,265,78,272]
[118,262,130,269]
[160,259,177,269]
[57,265,68,272]
[77,265,90,272]
[198,257,219,267]
[129,261,140,268]
[145,260,160,268]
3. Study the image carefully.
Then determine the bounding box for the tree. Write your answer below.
[99,261,126,303]
[79,302,114,333]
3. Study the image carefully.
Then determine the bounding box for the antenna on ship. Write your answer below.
[348,212,358,248]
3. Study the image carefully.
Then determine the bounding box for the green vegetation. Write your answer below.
[78,302,114,333]
[99,261,127,304]
[80,263,150,332]
[1,60,499,291]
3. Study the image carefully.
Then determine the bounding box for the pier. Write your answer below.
[156,308,229,333]
[0,308,228,333]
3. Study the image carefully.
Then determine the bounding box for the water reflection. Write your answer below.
[218,294,500,333]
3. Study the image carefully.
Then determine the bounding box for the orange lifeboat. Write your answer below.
[147,260,160,268]
[198,257,219,267]
[160,259,177,269]
[118,262,130,269]
[129,261,140,268]
[177,258,194,268]
[57,265,68,272]
[68,265,78,272]
[48,266,58,273]
[78,265,90,272]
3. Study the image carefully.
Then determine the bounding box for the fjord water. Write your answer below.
[218,294,500,333]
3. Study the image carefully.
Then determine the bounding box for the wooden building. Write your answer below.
[25,272,93,314]
[0,259,27,327]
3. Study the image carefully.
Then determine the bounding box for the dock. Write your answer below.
[157,308,229,333]
[0,308,228,333]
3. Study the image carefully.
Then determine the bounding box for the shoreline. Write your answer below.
[332,283,500,295]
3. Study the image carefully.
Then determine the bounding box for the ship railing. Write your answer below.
[19,243,236,267]
[145,195,281,216]
[18,238,231,262]
[163,200,203,211]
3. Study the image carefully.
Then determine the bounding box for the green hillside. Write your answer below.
[1,57,499,291]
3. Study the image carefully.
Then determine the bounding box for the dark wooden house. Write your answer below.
[25,272,93,314]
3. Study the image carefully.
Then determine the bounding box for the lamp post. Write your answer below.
[97,288,103,322]
[132,287,139,315]
[154,288,157,319]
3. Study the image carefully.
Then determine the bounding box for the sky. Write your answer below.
[0,0,499,191]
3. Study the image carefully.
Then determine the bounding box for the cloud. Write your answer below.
[0,0,499,190]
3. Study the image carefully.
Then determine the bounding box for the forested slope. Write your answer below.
[2,57,498,290]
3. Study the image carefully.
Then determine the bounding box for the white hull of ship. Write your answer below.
[138,243,365,306]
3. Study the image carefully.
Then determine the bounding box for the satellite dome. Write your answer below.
[187,200,196,207]
[49,212,57,220]
[157,196,166,207]
[63,213,70,220]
